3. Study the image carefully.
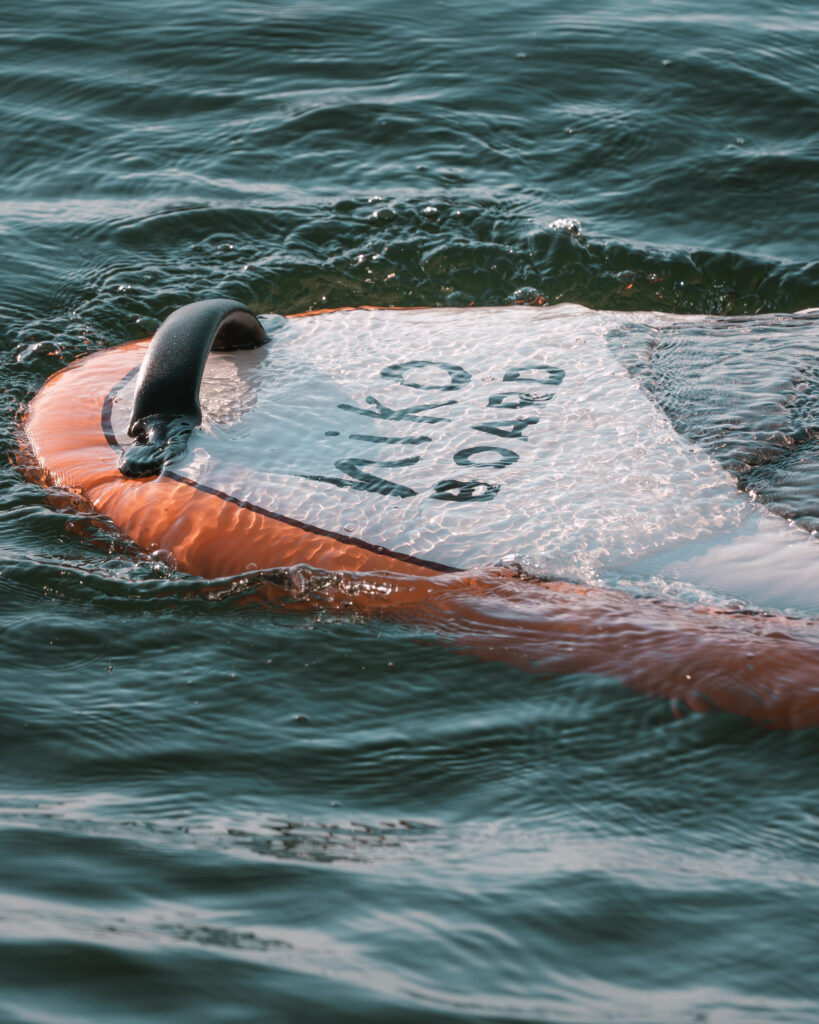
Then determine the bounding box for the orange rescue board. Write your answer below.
[20,303,819,728]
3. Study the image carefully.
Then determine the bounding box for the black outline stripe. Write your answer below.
[101,367,459,575]
[101,366,139,451]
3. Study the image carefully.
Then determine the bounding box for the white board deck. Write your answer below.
[106,305,819,616]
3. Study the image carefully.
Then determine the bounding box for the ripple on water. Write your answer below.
[1,0,819,1020]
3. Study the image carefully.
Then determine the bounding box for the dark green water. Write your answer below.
[2,2,819,1021]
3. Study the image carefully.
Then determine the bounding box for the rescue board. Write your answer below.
[20,300,819,726]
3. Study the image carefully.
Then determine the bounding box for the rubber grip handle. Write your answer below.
[120,299,268,478]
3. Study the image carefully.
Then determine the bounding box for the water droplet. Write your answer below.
[548,217,581,235]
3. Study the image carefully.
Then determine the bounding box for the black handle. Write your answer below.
[120,299,268,478]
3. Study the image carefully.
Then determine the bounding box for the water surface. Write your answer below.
[1,2,819,1021]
